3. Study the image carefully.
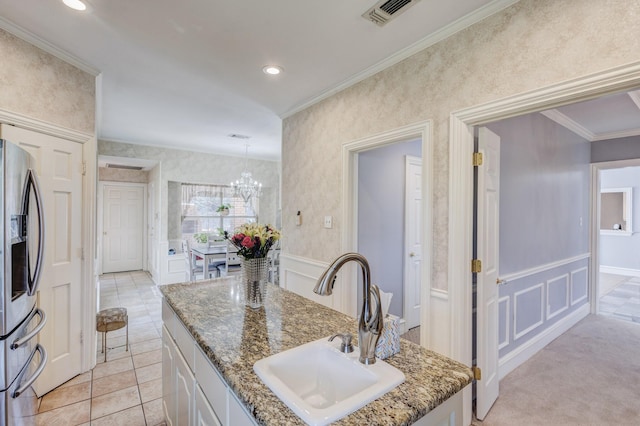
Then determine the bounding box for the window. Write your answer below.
[181,183,257,240]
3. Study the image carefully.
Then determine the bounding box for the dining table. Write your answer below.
[190,244,227,278]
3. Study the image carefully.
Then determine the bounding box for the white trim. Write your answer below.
[342,121,433,335]
[499,253,590,283]
[599,265,640,277]
[513,283,544,340]
[0,16,100,76]
[404,155,423,331]
[497,296,510,350]
[0,108,93,144]
[498,303,589,380]
[629,90,640,111]
[539,110,594,141]
[540,109,640,142]
[546,274,570,320]
[281,0,520,118]
[570,267,589,306]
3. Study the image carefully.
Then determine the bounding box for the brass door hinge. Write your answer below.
[82,161,87,176]
[473,152,483,167]
[472,259,482,273]
[472,366,482,380]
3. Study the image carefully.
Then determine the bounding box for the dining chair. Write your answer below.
[182,239,217,281]
[217,242,242,277]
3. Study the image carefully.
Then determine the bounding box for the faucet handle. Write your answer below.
[329,333,354,353]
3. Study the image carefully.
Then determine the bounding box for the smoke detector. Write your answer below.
[362,0,422,27]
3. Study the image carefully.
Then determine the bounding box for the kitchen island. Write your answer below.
[160,278,472,425]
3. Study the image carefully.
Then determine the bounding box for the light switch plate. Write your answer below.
[324,216,332,229]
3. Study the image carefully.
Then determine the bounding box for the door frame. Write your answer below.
[98,181,148,274]
[449,62,640,422]
[342,120,433,344]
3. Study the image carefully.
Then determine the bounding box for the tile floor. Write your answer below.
[33,271,166,426]
[599,272,640,323]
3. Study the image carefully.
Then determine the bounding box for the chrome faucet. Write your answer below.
[313,253,383,365]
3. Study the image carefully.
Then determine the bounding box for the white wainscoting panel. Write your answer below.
[428,290,451,356]
[546,274,569,320]
[159,241,188,285]
[571,267,589,306]
[498,296,510,350]
[513,283,544,340]
[279,254,339,312]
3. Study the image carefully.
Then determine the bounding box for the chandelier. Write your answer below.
[231,145,262,203]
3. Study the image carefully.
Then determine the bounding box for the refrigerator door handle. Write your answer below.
[12,343,48,398]
[24,168,45,296]
[10,308,47,350]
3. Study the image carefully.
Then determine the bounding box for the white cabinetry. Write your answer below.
[162,300,256,426]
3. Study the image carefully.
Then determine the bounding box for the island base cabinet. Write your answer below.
[413,390,464,426]
[163,299,255,426]
[162,326,176,426]
[196,384,222,426]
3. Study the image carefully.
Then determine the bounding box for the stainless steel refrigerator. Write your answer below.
[0,140,48,424]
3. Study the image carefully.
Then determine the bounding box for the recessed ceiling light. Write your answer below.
[262,65,283,75]
[63,0,87,11]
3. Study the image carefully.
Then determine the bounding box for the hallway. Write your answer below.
[32,271,165,425]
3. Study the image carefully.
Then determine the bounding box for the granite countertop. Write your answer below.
[160,278,472,426]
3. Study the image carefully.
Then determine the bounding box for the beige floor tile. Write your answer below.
[129,328,161,344]
[58,371,92,390]
[142,398,166,426]
[95,343,131,364]
[92,356,134,380]
[91,385,141,420]
[92,370,137,398]
[133,349,162,369]
[135,362,162,384]
[39,381,91,413]
[138,377,162,403]
[91,404,146,426]
[130,338,162,355]
[34,399,91,426]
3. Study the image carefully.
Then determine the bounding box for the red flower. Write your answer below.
[241,236,255,248]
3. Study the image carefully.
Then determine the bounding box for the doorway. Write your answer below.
[449,64,640,423]
[342,121,433,345]
[356,140,422,333]
[100,182,147,273]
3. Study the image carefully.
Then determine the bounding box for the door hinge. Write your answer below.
[472,366,482,380]
[80,331,83,344]
[82,161,87,176]
[80,247,85,260]
[472,259,482,273]
[473,152,483,167]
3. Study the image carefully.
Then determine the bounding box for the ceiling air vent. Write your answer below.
[362,0,421,27]
[106,164,144,171]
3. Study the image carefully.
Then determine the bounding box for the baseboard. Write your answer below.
[600,265,640,277]
[498,303,589,380]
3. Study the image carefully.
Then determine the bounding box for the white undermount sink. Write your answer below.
[253,336,405,426]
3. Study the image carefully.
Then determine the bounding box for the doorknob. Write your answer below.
[496,278,507,286]
[409,252,415,257]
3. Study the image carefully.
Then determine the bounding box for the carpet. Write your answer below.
[474,314,640,425]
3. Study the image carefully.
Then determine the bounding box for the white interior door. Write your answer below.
[404,156,422,330]
[102,183,145,273]
[1,125,84,396]
[476,126,501,419]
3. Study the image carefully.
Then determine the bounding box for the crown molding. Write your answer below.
[540,109,594,141]
[0,16,100,76]
[628,90,640,111]
[281,0,520,119]
[591,128,640,141]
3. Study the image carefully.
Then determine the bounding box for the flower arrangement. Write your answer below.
[225,223,281,259]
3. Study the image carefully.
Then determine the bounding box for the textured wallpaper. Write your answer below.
[98,140,281,239]
[0,29,95,133]
[98,167,149,183]
[282,0,640,291]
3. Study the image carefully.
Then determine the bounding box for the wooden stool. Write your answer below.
[96,307,128,362]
